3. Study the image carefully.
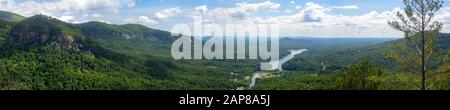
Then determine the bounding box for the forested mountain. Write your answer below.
[75,21,176,56]
[257,34,450,90]
[7,15,83,48]
[283,34,450,72]
[0,19,14,44]
[0,10,448,90]
[0,12,250,90]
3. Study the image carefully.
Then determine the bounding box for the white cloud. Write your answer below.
[236,1,281,10]
[0,0,135,23]
[252,2,402,37]
[208,1,281,21]
[124,7,181,26]
[128,1,136,8]
[290,1,295,4]
[154,7,181,20]
[295,5,302,10]
[284,9,293,13]
[332,5,359,10]
[96,20,112,24]
[194,2,403,37]
[91,13,104,18]
[196,5,208,14]
[434,7,450,33]
[3,0,448,38]
[0,0,135,16]
[57,15,75,22]
[125,16,159,25]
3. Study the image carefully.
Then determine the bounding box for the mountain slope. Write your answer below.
[75,21,175,56]
[0,11,25,22]
[0,12,247,90]
[284,34,450,72]
[0,15,159,90]
[0,19,14,44]
[279,37,395,55]
[7,14,84,50]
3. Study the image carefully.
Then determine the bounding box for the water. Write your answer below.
[248,49,307,88]
[249,71,262,88]
[265,49,308,71]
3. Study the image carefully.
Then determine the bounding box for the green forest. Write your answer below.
[0,0,449,90]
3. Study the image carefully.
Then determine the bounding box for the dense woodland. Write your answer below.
[0,13,256,90]
[0,2,449,90]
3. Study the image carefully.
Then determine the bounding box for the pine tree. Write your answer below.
[387,0,449,90]
[337,60,384,90]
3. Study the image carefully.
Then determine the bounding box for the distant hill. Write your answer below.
[284,34,450,72]
[280,37,396,51]
[0,10,25,22]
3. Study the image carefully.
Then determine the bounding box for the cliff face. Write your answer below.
[76,22,176,41]
[7,15,81,50]
[9,31,78,49]
[0,20,13,44]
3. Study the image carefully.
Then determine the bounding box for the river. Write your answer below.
[248,49,308,89]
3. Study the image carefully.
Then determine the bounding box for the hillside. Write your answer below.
[0,12,249,90]
[0,19,14,44]
[0,11,25,22]
[7,15,83,49]
[75,21,175,56]
[279,37,395,55]
[2,11,442,90]
[0,14,164,90]
[284,34,450,72]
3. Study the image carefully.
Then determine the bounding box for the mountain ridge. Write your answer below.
[1,10,449,90]
[284,33,450,71]
[0,11,25,22]
[0,11,248,90]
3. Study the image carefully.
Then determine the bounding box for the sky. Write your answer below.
[1,0,450,38]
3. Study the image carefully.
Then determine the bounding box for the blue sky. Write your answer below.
[1,0,450,38]
[136,0,403,14]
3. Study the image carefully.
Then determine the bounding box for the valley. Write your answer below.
[0,10,449,90]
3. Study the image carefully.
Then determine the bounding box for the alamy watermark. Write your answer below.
[170,17,279,71]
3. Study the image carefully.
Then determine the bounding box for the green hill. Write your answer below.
[284,34,450,72]
[0,11,25,22]
[75,21,175,56]
[0,11,25,45]
[3,10,448,90]
[0,12,248,90]
[7,14,83,49]
[0,20,14,44]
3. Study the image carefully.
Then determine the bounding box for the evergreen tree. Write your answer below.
[387,0,449,90]
[337,60,384,90]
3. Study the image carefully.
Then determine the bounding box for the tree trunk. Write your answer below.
[421,8,426,90]
[421,29,426,90]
